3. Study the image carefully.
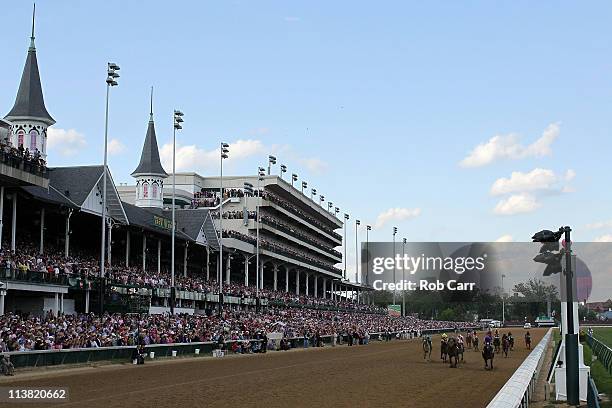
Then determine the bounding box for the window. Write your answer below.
[30,129,38,151]
[152,182,158,198]
[142,182,149,198]
[17,130,25,147]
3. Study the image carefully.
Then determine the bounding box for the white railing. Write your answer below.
[486,328,553,408]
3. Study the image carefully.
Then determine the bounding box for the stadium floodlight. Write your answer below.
[343,213,349,280]
[531,225,578,405]
[335,207,339,216]
[311,188,317,200]
[218,142,230,309]
[291,173,298,187]
[355,220,361,286]
[256,166,266,304]
[319,195,324,206]
[365,225,372,294]
[170,108,184,315]
[267,155,276,175]
[392,226,398,305]
[301,181,307,194]
[243,182,254,195]
[100,61,120,315]
[328,202,333,212]
[280,164,287,179]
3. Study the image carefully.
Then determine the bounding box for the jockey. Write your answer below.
[484,333,493,344]
[457,334,464,345]
[424,334,432,348]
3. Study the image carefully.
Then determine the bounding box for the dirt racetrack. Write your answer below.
[1,328,546,408]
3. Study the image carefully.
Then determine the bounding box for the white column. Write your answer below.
[0,290,5,315]
[0,186,4,249]
[60,293,64,313]
[323,279,327,299]
[259,260,264,289]
[225,254,231,284]
[157,239,161,274]
[295,270,300,295]
[107,223,112,269]
[125,230,130,267]
[64,211,71,258]
[85,290,90,313]
[244,256,249,286]
[314,275,318,298]
[305,273,309,296]
[273,265,278,291]
[142,235,147,272]
[11,193,17,253]
[54,293,59,316]
[39,207,45,254]
[285,268,289,293]
[183,244,188,277]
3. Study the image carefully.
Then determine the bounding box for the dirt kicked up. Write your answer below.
[0,328,546,408]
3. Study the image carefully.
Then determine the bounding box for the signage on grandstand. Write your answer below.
[153,215,173,230]
[387,304,401,317]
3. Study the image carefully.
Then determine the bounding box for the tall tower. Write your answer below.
[4,4,55,160]
[131,88,168,208]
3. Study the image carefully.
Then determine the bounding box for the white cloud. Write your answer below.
[160,139,265,172]
[565,169,576,181]
[47,128,87,157]
[460,122,560,168]
[494,193,540,215]
[490,168,568,195]
[374,207,421,228]
[108,138,126,155]
[586,220,612,230]
[495,234,514,242]
[594,234,612,243]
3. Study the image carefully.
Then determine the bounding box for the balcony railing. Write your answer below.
[0,147,48,178]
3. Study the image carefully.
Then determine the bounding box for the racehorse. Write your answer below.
[493,335,501,353]
[447,337,459,368]
[472,336,479,351]
[525,332,532,350]
[457,341,465,362]
[466,332,473,349]
[508,333,514,351]
[482,342,494,370]
[501,335,510,358]
[440,338,448,363]
[423,337,432,361]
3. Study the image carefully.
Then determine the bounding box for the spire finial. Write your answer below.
[29,3,36,50]
[150,86,154,120]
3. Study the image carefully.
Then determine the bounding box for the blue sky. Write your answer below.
[3,1,612,254]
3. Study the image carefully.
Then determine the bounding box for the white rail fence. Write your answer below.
[486,328,553,408]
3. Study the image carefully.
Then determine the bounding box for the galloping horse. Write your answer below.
[423,337,432,361]
[525,332,532,350]
[482,342,494,370]
[472,336,479,351]
[493,335,501,353]
[447,337,459,368]
[501,334,510,358]
[440,338,448,363]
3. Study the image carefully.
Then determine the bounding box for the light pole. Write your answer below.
[393,226,397,305]
[343,213,349,280]
[366,225,371,300]
[267,155,276,175]
[301,181,307,194]
[319,195,324,206]
[170,109,183,315]
[402,237,406,316]
[501,273,506,325]
[355,219,360,284]
[327,202,333,213]
[291,173,298,187]
[280,164,287,179]
[219,142,229,310]
[311,188,316,201]
[256,166,265,298]
[335,207,339,217]
[100,62,119,315]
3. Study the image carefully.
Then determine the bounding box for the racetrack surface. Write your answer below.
[1,328,546,408]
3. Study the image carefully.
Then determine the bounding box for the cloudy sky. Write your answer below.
[3,1,612,289]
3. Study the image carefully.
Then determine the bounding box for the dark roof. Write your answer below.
[123,202,191,241]
[131,118,167,178]
[20,185,76,207]
[5,44,55,125]
[170,209,208,240]
[48,166,104,205]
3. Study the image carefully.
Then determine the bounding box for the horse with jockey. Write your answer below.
[440,333,449,363]
[492,330,501,353]
[456,333,465,362]
[482,331,495,370]
[422,334,432,361]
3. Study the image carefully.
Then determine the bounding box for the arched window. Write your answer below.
[17,129,25,147]
[142,182,149,198]
[30,129,38,151]
[152,182,158,198]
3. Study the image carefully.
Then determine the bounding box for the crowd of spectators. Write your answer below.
[0,309,477,352]
[0,139,46,173]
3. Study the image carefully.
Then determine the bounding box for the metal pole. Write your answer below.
[393,234,396,305]
[501,274,505,325]
[402,240,405,316]
[343,220,347,280]
[0,186,3,249]
[100,81,110,316]
[171,122,176,315]
[564,226,579,406]
[218,145,223,312]
[355,221,358,284]
[256,176,261,298]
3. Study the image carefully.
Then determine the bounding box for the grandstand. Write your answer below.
[0,10,367,319]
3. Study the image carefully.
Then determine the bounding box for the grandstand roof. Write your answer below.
[173,209,207,240]
[122,201,191,241]
[20,184,77,207]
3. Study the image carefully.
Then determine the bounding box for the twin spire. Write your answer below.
[131,86,168,178]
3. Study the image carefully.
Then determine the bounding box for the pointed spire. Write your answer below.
[149,86,154,121]
[131,89,168,178]
[4,3,54,125]
[30,3,36,50]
